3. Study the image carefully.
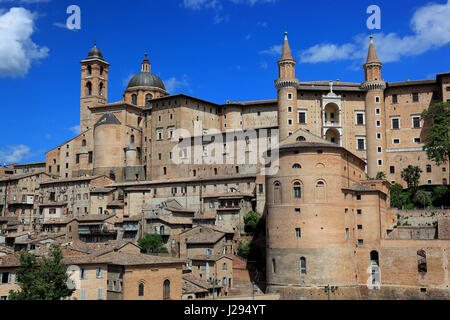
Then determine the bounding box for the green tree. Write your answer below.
[432,185,449,206]
[138,234,168,253]
[376,172,386,180]
[9,245,74,300]
[413,190,432,208]
[243,211,261,235]
[237,241,251,259]
[401,166,422,191]
[421,102,450,181]
[390,183,404,208]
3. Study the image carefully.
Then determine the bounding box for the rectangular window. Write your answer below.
[392,94,398,104]
[376,120,381,127]
[376,133,382,140]
[357,138,365,151]
[295,228,301,238]
[390,166,395,174]
[377,147,382,153]
[375,108,381,115]
[96,267,103,279]
[414,137,421,143]
[356,194,362,201]
[357,209,362,215]
[98,288,103,300]
[413,116,421,129]
[375,96,380,103]
[358,239,364,245]
[358,225,363,230]
[80,290,86,300]
[412,93,419,102]
[345,228,349,241]
[298,112,306,124]
[393,139,400,144]
[258,184,263,194]
[295,208,301,214]
[378,159,383,166]
[356,113,364,125]
[288,119,293,126]
[392,118,400,129]
[88,152,93,164]
[80,268,87,280]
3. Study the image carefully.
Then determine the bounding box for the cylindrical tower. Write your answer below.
[275,32,300,140]
[361,36,387,178]
[265,131,367,299]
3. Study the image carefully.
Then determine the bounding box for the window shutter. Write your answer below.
[8,272,12,284]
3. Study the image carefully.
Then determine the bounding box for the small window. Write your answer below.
[356,194,362,201]
[295,208,301,214]
[390,166,395,174]
[392,94,398,104]
[296,136,306,142]
[413,116,421,129]
[392,118,400,129]
[414,137,421,143]
[412,93,419,102]
[292,163,302,169]
[295,228,301,238]
[393,139,400,144]
[298,112,306,124]
[138,283,144,297]
[300,257,306,275]
[358,239,364,245]
[131,94,137,105]
[272,259,276,273]
[293,182,301,199]
[357,138,365,151]
[426,165,432,173]
[356,113,364,125]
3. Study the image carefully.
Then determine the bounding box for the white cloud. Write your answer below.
[0,145,31,164]
[259,44,282,56]
[69,125,80,135]
[183,0,276,23]
[164,75,190,93]
[299,0,450,64]
[0,7,49,78]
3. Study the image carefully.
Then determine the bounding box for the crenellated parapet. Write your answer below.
[361,80,386,92]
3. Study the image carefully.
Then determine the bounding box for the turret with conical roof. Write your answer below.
[363,35,383,82]
[361,35,387,178]
[275,31,300,140]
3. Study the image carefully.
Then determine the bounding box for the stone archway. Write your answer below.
[325,128,340,145]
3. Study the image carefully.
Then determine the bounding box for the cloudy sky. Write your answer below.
[0,0,449,164]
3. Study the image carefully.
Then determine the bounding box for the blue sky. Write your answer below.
[0,0,449,165]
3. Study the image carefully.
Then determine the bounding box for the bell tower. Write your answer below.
[361,35,387,178]
[80,42,110,132]
[275,32,300,140]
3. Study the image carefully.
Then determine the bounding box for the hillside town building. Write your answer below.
[0,33,449,300]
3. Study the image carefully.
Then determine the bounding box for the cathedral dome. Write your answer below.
[127,71,166,91]
[86,43,104,60]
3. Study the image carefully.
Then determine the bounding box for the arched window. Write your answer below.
[99,82,104,96]
[296,136,306,142]
[130,135,135,144]
[272,258,276,274]
[145,94,153,106]
[417,249,427,273]
[131,94,137,105]
[87,65,92,76]
[222,263,227,270]
[300,257,307,275]
[163,279,170,300]
[86,82,92,96]
[370,250,379,266]
[292,163,302,169]
[315,180,326,202]
[274,182,282,204]
[293,182,301,199]
[138,283,144,297]
[82,139,86,147]
[316,181,325,186]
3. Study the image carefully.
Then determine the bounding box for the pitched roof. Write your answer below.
[185,229,225,244]
[108,252,185,266]
[183,273,217,291]
[94,112,121,128]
